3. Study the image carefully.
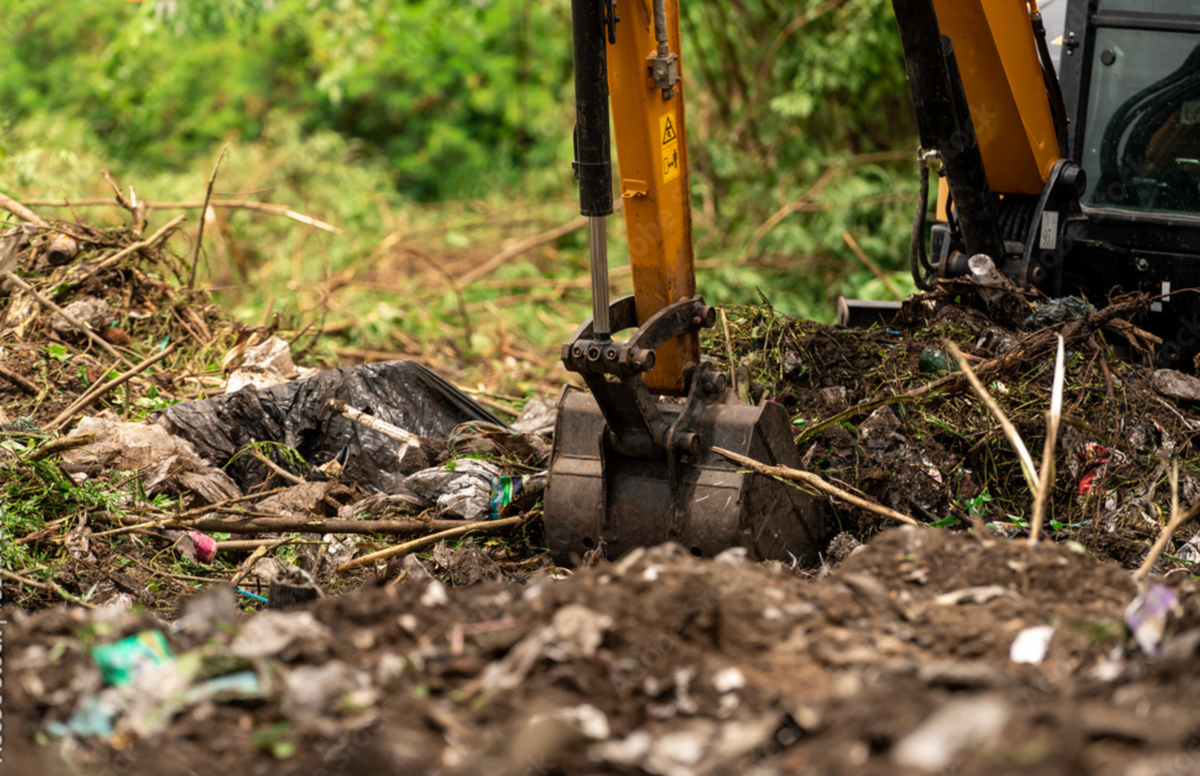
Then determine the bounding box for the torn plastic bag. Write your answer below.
[405,460,505,521]
[153,361,505,494]
[60,413,241,504]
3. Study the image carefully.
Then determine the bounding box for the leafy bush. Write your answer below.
[1,0,575,201]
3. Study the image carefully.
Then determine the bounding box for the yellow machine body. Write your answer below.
[606,0,697,396]
[930,0,1060,202]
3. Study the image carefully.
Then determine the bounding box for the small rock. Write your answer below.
[1009,625,1055,665]
[892,695,1011,772]
[815,386,849,417]
[826,532,862,564]
[1152,369,1200,403]
[712,667,745,694]
[51,297,115,335]
[858,406,902,449]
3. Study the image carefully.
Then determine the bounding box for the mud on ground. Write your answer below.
[6,528,1200,775]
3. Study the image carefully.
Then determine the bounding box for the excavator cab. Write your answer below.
[893,0,1200,364]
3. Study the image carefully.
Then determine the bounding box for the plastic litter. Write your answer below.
[173,586,237,646]
[281,661,376,735]
[91,630,173,687]
[406,459,505,521]
[1151,369,1200,404]
[1077,443,1112,495]
[490,472,549,519]
[46,694,119,739]
[225,336,304,393]
[918,347,956,374]
[177,530,218,564]
[892,694,1011,772]
[154,360,504,494]
[185,670,265,705]
[975,326,1018,357]
[968,254,1017,306]
[1025,296,1092,330]
[230,611,333,661]
[481,605,612,692]
[1125,583,1181,657]
[60,413,241,504]
[268,566,322,610]
[511,396,556,436]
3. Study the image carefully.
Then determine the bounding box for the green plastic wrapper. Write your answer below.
[489,472,548,519]
[90,630,173,687]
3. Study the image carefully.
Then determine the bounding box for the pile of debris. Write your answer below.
[7,195,1200,775]
[0,205,555,616]
[709,288,1200,572]
[7,527,1200,775]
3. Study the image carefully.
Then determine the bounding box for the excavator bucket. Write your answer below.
[542,296,829,565]
[545,386,829,564]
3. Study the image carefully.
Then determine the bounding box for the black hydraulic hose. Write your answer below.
[571,0,614,218]
[1031,10,1070,157]
[910,151,936,291]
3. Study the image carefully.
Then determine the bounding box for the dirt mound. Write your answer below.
[7,528,1199,775]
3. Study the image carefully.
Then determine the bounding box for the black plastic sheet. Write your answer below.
[154,361,505,494]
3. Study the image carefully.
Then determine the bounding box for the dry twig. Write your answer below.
[25,197,341,233]
[0,191,50,227]
[189,144,230,289]
[28,432,96,462]
[87,214,187,276]
[945,340,1040,497]
[1030,336,1065,545]
[0,568,96,609]
[842,231,904,301]
[252,449,306,486]
[713,447,920,527]
[337,516,524,573]
[0,364,38,394]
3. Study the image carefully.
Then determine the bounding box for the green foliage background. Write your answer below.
[0,0,918,360]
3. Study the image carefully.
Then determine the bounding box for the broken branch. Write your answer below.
[189,143,229,289]
[0,363,39,394]
[28,432,96,462]
[1029,336,1065,545]
[337,516,525,573]
[47,343,178,431]
[90,214,187,274]
[713,447,921,527]
[0,191,50,227]
[1137,487,1200,581]
[24,198,341,234]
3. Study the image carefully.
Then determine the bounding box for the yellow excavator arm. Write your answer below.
[605,0,698,395]
[930,0,1061,196]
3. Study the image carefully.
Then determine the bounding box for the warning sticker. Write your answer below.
[659,111,680,183]
[1183,99,1200,125]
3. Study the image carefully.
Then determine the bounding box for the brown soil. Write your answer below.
[6,528,1200,775]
